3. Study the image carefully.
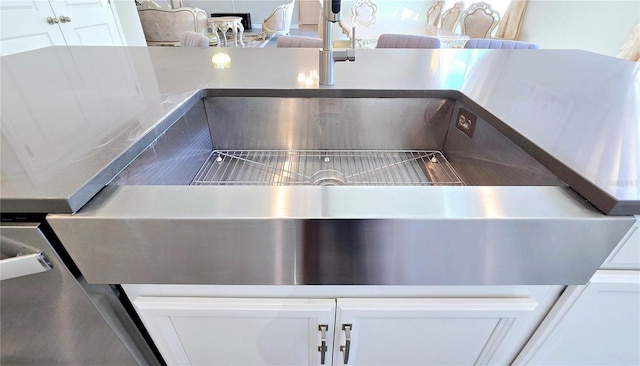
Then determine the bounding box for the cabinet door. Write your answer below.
[49,0,123,46]
[134,297,336,366]
[514,270,640,365]
[333,298,539,366]
[0,0,122,56]
[601,217,640,270]
[299,0,320,25]
[0,1,66,56]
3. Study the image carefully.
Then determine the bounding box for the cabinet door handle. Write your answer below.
[46,16,59,24]
[339,324,352,364]
[318,324,328,365]
[59,15,71,23]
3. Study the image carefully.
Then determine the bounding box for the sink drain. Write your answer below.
[311,169,347,186]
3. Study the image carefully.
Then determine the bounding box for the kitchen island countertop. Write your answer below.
[1,46,638,215]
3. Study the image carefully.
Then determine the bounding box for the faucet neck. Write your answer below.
[319,0,355,87]
[322,18,333,51]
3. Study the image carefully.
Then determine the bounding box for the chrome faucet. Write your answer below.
[319,0,356,86]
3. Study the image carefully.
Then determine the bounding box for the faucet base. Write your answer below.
[319,50,335,86]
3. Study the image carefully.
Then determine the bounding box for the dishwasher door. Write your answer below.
[0,223,147,365]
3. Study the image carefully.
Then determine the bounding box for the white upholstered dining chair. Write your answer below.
[276,36,323,48]
[332,0,379,41]
[426,1,444,26]
[463,38,539,49]
[179,31,210,48]
[262,0,295,37]
[617,23,640,61]
[137,1,208,46]
[460,2,501,39]
[376,34,441,49]
[440,1,465,32]
[351,0,378,27]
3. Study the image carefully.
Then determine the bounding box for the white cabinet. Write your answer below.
[134,298,337,366]
[601,218,640,270]
[334,298,538,366]
[132,291,556,366]
[515,217,640,365]
[514,271,640,365]
[0,0,123,56]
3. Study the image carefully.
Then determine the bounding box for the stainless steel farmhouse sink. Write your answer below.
[111,92,565,188]
[47,90,635,286]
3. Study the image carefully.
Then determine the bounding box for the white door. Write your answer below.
[0,0,122,56]
[299,0,320,25]
[134,297,337,366]
[0,0,66,56]
[514,270,640,365]
[334,298,539,366]
[49,0,123,46]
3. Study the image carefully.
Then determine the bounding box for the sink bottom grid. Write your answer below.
[190,150,465,186]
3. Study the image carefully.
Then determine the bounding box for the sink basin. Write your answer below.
[47,91,634,286]
[111,93,564,188]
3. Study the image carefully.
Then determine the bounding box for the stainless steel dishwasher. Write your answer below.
[47,92,635,286]
[0,222,160,365]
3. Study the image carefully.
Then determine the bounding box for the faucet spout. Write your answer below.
[319,0,355,86]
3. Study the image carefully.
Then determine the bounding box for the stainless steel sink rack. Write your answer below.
[191,150,465,186]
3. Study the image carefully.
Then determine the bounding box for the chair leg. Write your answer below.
[238,23,245,47]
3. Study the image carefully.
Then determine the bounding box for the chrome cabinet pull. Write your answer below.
[46,16,59,24]
[339,324,352,364]
[318,324,328,365]
[59,15,71,23]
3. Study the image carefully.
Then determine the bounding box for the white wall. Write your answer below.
[518,0,639,57]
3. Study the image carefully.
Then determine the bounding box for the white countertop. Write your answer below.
[1,46,638,214]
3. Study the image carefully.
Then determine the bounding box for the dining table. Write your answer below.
[335,19,469,48]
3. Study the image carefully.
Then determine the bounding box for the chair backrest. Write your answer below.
[463,38,539,49]
[180,31,210,47]
[262,0,295,35]
[460,2,500,38]
[137,1,170,10]
[376,34,441,49]
[137,1,208,43]
[617,22,640,61]
[440,1,464,32]
[426,1,444,26]
[352,0,378,27]
[276,36,323,48]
